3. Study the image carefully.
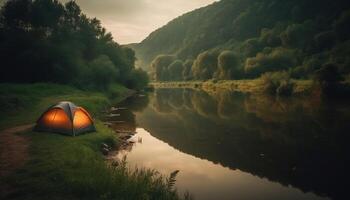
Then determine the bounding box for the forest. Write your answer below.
[131,0,350,92]
[1,1,349,200]
[0,0,149,91]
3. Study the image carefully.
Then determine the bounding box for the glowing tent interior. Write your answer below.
[34,101,96,136]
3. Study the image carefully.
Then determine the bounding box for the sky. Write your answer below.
[60,0,218,44]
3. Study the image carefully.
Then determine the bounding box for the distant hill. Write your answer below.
[130,0,350,81]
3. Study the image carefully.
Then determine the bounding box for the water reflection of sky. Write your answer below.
[117,128,328,200]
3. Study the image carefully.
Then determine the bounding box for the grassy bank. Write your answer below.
[0,83,189,200]
[150,79,314,95]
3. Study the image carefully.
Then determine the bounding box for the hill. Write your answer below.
[131,0,350,82]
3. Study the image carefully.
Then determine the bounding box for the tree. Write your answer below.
[0,0,147,90]
[314,31,336,51]
[86,55,119,90]
[168,60,184,81]
[335,9,350,41]
[315,63,343,84]
[182,59,194,80]
[216,50,240,79]
[150,55,176,81]
[245,48,298,77]
[126,68,149,91]
[192,51,218,80]
[314,63,344,96]
[240,38,263,57]
[280,20,316,49]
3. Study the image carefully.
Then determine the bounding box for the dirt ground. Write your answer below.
[0,124,33,199]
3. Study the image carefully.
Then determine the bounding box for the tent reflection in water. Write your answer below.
[34,101,96,136]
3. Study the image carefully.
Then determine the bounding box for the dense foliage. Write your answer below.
[0,0,148,90]
[132,0,350,82]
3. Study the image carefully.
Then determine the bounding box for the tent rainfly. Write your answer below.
[34,101,96,136]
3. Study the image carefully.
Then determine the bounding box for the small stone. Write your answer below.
[101,147,109,155]
[101,143,110,149]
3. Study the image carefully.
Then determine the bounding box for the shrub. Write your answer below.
[260,71,293,95]
[260,73,279,95]
[276,80,294,96]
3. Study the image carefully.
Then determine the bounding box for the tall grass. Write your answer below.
[1,83,190,200]
[7,122,189,200]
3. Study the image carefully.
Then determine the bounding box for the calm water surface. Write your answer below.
[106,88,348,200]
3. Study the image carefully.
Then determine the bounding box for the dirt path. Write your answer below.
[0,124,33,198]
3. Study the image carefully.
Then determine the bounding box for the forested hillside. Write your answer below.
[0,0,148,90]
[131,0,350,82]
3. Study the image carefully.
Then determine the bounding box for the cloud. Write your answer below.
[60,0,217,44]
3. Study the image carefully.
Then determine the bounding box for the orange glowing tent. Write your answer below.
[34,101,96,136]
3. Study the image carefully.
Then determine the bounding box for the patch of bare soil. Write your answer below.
[0,124,33,199]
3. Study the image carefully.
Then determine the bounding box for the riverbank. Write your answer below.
[0,83,189,200]
[150,79,314,95]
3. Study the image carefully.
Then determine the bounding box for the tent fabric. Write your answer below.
[34,101,96,136]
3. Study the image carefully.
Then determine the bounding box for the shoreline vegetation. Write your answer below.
[131,0,350,102]
[150,75,350,98]
[150,79,314,95]
[0,83,191,200]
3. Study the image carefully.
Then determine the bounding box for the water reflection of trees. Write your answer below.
[135,88,348,200]
[103,95,150,133]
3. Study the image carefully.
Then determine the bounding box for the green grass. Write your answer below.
[0,83,135,129]
[7,122,185,200]
[0,83,188,200]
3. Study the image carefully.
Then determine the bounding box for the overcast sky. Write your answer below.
[59,0,217,44]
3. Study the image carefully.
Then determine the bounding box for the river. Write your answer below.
[105,88,347,200]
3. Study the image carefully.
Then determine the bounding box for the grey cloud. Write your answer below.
[60,0,217,44]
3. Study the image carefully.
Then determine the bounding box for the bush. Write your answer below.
[260,71,293,95]
[276,80,294,96]
[260,73,279,95]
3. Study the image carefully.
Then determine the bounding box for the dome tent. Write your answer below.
[34,101,96,136]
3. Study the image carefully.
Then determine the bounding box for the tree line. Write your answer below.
[138,0,350,90]
[0,0,149,90]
